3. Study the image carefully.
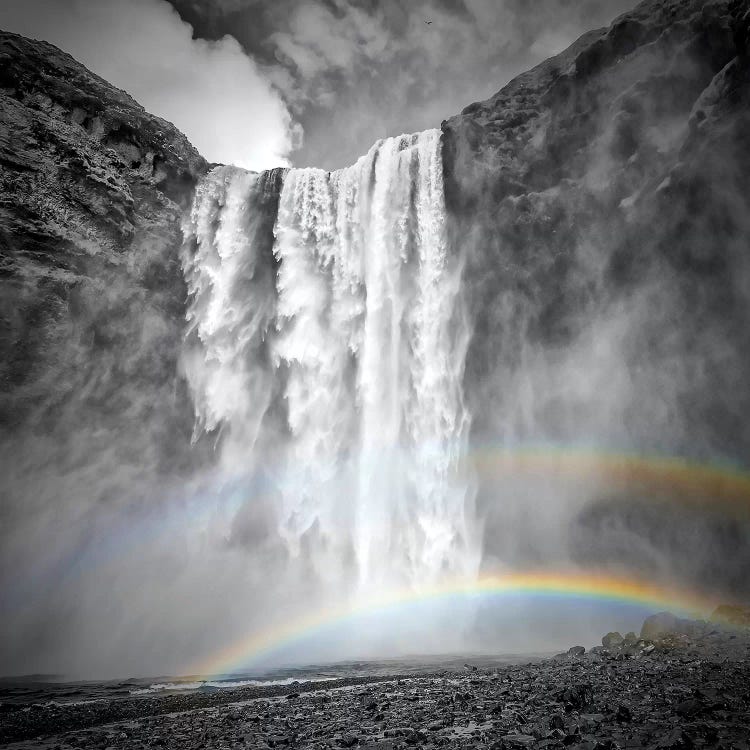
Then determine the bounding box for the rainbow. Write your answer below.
[189,570,718,678]
[468,446,750,516]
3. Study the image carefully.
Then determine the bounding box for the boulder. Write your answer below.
[641,613,679,640]
[711,604,750,627]
[556,684,594,711]
[602,632,624,650]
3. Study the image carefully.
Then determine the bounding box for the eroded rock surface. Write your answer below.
[444,0,750,461]
[443,0,750,597]
[0,30,209,514]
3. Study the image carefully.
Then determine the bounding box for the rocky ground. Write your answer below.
[2,614,749,750]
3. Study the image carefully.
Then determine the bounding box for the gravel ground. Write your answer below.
[2,626,749,749]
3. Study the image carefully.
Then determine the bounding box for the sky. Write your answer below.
[0,0,638,170]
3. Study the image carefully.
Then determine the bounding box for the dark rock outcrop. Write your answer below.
[444,0,750,600]
[0,30,210,525]
[711,603,750,625]
[443,0,750,463]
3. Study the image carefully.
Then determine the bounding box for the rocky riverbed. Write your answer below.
[2,615,749,750]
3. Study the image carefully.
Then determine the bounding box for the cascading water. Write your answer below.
[182,130,478,594]
[181,165,283,467]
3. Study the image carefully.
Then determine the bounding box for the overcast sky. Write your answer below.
[0,0,637,168]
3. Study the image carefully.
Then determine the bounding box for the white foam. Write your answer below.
[182,130,478,595]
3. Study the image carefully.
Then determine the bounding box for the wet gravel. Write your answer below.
[2,628,749,749]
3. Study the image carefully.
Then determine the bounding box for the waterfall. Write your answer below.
[181,165,283,467]
[182,130,477,591]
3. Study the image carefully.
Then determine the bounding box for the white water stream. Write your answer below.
[182,130,477,593]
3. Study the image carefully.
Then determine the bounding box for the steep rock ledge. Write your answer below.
[443,0,750,458]
[0,30,209,494]
[442,0,750,595]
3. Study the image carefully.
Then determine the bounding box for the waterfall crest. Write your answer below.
[182,130,478,591]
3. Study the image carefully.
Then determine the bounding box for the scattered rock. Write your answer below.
[580,713,605,731]
[675,698,705,718]
[549,714,566,730]
[500,734,537,749]
[556,683,594,711]
[615,704,632,723]
[654,729,694,749]
[2,623,749,749]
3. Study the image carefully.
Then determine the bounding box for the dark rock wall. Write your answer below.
[443,0,750,594]
[0,31,209,531]
[444,0,750,461]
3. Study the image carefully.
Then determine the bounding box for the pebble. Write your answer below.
[1,624,749,749]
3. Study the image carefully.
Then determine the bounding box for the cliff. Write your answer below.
[443,0,750,464]
[4,1,749,467]
[441,0,750,594]
[0,30,209,498]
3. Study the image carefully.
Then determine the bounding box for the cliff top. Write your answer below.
[0,29,207,199]
[453,0,742,125]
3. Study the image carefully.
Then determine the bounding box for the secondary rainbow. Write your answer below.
[189,570,717,678]
[468,446,750,514]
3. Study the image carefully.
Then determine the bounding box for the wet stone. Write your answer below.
[615,705,632,723]
[556,684,594,711]
[500,733,537,748]
[2,619,749,750]
[602,633,624,650]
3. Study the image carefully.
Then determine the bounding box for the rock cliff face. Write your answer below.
[5,3,749,470]
[443,0,750,462]
[0,31,209,523]
[441,0,750,593]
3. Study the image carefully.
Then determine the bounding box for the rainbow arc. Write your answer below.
[190,570,719,677]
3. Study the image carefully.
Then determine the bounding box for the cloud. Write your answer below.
[0,0,298,170]
[164,0,637,168]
